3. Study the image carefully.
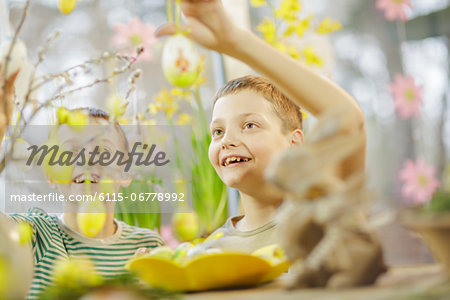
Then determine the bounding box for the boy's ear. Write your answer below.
[290,129,304,146]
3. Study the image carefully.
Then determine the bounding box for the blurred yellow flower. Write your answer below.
[316,17,342,34]
[301,109,308,120]
[257,18,277,44]
[106,95,128,120]
[250,0,267,7]
[171,88,191,100]
[287,45,300,59]
[67,110,89,131]
[275,0,302,22]
[284,15,313,38]
[302,46,323,66]
[118,117,129,125]
[176,113,192,125]
[151,87,181,119]
[193,76,207,87]
[274,42,287,53]
[58,0,77,15]
[17,222,33,246]
[142,119,157,125]
[56,107,69,124]
[53,257,103,288]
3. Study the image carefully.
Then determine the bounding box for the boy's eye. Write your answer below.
[212,129,223,137]
[245,123,257,129]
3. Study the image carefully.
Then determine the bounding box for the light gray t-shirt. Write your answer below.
[204,215,281,253]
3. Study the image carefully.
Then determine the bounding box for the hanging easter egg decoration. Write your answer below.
[58,0,77,15]
[77,200,107,238]
[162,34,200,88]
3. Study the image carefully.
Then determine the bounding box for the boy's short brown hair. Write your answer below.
[213,75,303,132]
[64,107,129,152]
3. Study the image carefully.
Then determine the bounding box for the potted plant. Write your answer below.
[400,161,450,276]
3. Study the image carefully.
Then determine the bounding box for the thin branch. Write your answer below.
[1,0,31,127]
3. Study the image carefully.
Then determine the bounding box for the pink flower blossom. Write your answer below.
[376,0,412,22]
[160,225,180,249]
[389,74,423,119]
[399,158,440,205]
[111,17,158,62]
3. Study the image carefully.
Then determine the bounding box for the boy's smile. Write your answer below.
[209,90,294,194]
[53,123,130,198]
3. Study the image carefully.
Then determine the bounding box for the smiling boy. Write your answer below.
[4,108,165,299]
[156,0,365,252]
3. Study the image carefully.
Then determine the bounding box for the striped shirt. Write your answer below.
[9,208,164,299]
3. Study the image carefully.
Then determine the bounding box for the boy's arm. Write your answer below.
[157,0,366,178]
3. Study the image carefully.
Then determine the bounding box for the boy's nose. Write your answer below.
[221,132,239,149]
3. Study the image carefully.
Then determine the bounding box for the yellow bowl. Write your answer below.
[126,252,290,292]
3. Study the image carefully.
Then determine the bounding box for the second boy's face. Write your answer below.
[53,122,130,201]
[209,90,293,194]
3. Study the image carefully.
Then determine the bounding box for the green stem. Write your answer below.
[166,0,173,24]
[175,0,182,30]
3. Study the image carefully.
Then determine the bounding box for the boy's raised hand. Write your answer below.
[156,0,241,56]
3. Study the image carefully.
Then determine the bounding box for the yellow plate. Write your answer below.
[127,252,290,292]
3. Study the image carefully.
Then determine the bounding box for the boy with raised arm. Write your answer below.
[156,0,365,252]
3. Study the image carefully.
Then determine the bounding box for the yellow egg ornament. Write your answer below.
[162,34,200,88]
[58,0,77,15]
[53,257,102,288]
[41,139,75,184]
[172,212,200,242]
[77,200,107,238]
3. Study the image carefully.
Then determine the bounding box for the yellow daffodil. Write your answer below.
[316,17,342,34]
[176,113,192,125]
[153,87,179,118]
[284,15,313,38]
[58,0,77,15]
[275,0,302,23]
[148,103,162,115]
[256,18,277,44]
[250,0,267,7]
[53,257,103,288]
[302,46,323,66]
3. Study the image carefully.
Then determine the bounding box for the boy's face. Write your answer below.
[53,120,130,200]
[209,90,293,194]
